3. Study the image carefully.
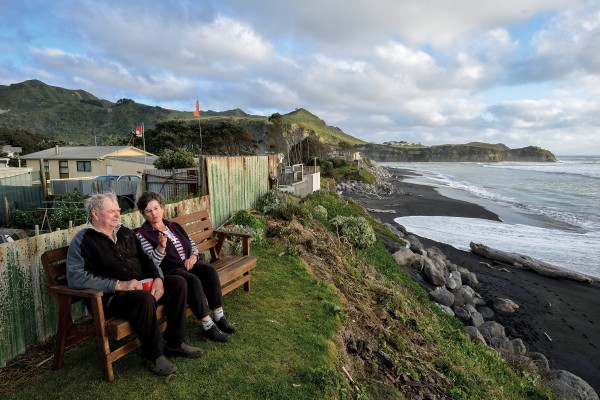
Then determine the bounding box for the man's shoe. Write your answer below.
[203,324,229,342]
[164,342,205,358]
[145,355,177,376]
[215,316,237,334]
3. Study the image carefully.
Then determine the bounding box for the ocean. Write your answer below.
[380,156,600,279]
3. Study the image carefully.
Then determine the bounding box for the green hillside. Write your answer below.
[281,108,365,145]
[0,80,364,148]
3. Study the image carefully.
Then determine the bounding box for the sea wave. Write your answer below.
[395,216,600,279]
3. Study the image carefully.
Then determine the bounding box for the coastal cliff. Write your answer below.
[357,143,557,162]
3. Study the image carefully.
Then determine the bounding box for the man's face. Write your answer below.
[94,198,121,229]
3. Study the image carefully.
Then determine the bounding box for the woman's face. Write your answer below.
[143,199,164,225]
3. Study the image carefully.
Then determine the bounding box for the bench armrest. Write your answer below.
[213,229,254,239]
[48,284,104,298]
[212,229,253,257]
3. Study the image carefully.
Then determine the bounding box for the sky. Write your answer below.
[1,0,600,155]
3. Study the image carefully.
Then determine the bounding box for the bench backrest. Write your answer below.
[170,210,218,257]
[41,209,216,290]
[41,246,70,288]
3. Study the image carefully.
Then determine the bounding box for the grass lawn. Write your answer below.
[3,244,346,400]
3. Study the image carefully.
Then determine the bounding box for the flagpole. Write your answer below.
[142,122,146,166]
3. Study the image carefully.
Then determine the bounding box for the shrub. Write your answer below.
[228,209,266,232]
[330,215,376,249]
[256,190,291,215]
[10,209,37,229]
[48,189,87,229]
[312,204,328,221]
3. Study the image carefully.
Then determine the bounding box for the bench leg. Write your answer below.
[90,298,115,382]
[243,272,251,291]
[52,296,73,370]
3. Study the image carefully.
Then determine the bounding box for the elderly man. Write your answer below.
[66,192,203,376]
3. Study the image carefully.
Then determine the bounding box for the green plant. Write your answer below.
[153,148,196,169]
[228,209,266,232]
[256,190,292,215]
[48,190,87,229]
[9,209,37,229]
[330,215,376,249]
[312,204,328,221]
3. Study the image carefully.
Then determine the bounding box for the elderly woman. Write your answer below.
[136,191,236,342]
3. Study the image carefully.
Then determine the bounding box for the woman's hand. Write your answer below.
[150,278,164,301]
[184,254,198,270]
[156,231,168,254]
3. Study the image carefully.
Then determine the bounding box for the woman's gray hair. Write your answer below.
[85,192,118,217]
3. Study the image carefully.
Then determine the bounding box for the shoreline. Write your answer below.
[342,167,600,395]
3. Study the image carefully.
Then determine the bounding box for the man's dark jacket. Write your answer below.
[67,225,162,293]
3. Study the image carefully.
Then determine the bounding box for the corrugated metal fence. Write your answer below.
[204,155,278,227]
[0,155,277,367]
[0,170,44,225]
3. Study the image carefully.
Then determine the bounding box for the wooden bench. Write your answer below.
[41,209,256,382]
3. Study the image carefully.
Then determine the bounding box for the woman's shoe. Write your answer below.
[215,316,237,334]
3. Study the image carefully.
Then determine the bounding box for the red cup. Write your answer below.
[140,278,154,292]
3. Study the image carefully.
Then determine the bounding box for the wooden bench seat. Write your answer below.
[41,209,256,382]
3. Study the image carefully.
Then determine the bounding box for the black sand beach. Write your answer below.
[345,168,600,394]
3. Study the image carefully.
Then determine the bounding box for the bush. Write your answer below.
[10,209,37,229]
[228,209,266,232]
[256,190,292,215]
[312,204,328,221]
[154,148,196,169]
[49,189,87,229]
[330,215,376,249]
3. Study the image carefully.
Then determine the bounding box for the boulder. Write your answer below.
[392,247,417,267]
[447,271,462,290]
[437,304,454,316]
[528,352,550,374]
[478,321,506,344]
[458,267,479,286]
[429,287,455,308]
[446,262,459,272]
[453,307,471,323]
[463,304,477,314]
[494,298,520,313]
[507,355,539,376]
[453,285,476,307]
[490,336,510,353]
[469,312,484,328]
[423,258,446,286]
[544,370,599,400]
[405,234,425,255]
[509,338,527,356]
[476,306,494,319]
[465,326,486,344]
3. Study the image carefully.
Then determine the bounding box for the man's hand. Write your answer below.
[116,279,142,291]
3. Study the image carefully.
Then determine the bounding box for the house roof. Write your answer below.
[21,146,155,160]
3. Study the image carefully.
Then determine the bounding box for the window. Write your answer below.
[44,160,50,180]
[77,161,92,172]
[59,160,69,179]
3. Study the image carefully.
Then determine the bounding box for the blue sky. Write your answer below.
[1,0,600,155]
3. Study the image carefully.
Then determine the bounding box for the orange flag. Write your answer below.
[193,100,200,117]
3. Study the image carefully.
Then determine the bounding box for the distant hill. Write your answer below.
[358,143,557,162]
[0,80,365,148]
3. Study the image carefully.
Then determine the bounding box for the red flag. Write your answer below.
[193,100,200,117]
[135,124,143,138]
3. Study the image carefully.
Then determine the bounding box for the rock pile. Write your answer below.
[387,223,599,400]
[336,162,401,197]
